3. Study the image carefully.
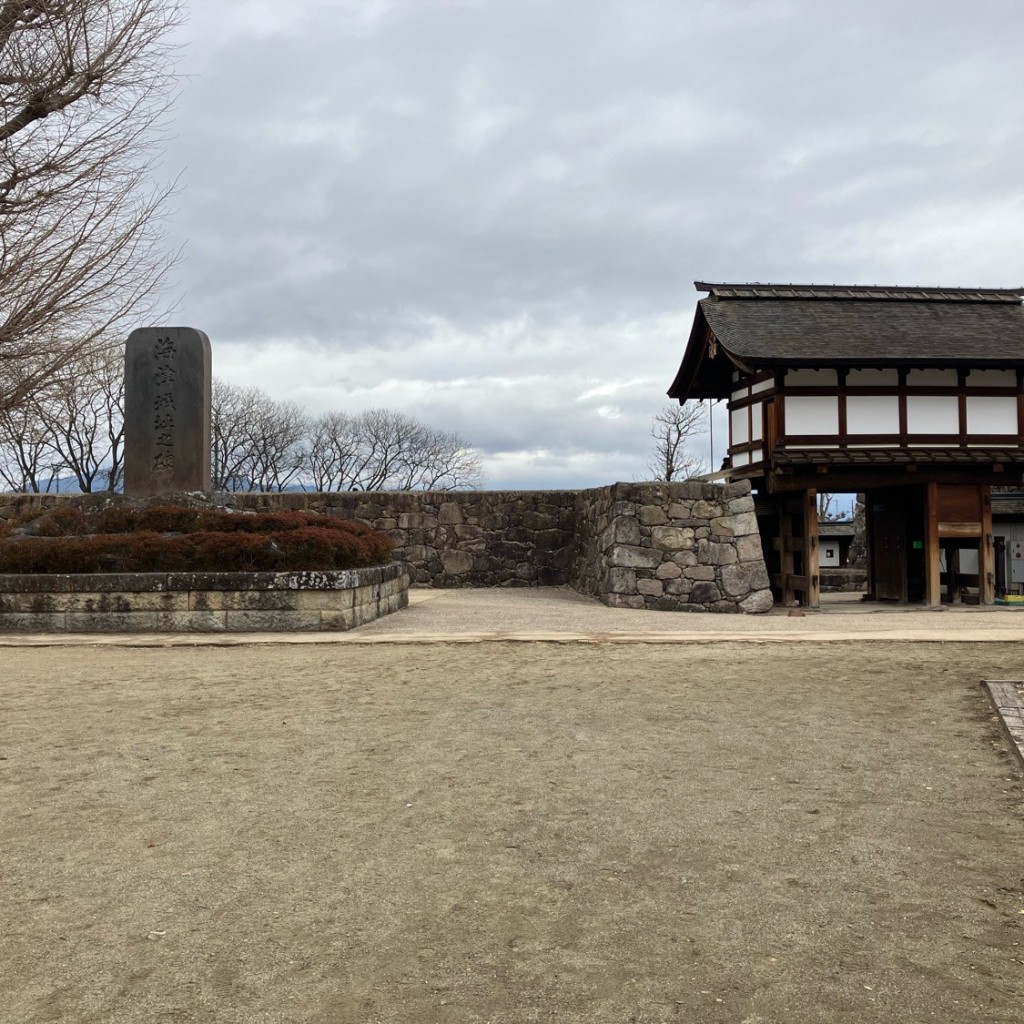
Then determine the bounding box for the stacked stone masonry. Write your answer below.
[0,565,408,633]
[0,480,774,615]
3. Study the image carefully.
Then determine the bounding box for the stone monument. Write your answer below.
[124,327,212,497]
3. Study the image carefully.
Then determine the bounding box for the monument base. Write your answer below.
[0,564,408,632]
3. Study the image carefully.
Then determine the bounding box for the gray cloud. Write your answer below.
[163,0,1024,486]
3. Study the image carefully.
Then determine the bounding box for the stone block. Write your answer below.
[606,515,641,547]
[224,610,322,632]
[710,517,734,537]
[0,612,68,631]
[603,593,645,609]
[683,565,716,582]
[730,511,761,537]
[739,589,774,614]
[438,501,464,525]
[636,578,664,597]
[691,500,722,519]
[655,560,682,580]
[651,526,695,551]
[720,562,771,598]
[665,579,692,596]
[639,506,668,526]
[728,496,755,514]
[609,501,638,518]
[722,480,752,500]
[320,606,360,630]
[65,611,225,632]
[602,567,636,594]
[666,502,692,519]
[670,551,698,568]
[689,582,722,605]
[735,533,765,563]
[608,545,661,569]
[697,539,738,566]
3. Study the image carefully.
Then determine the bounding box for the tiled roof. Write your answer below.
[819,522,856,537]
[992,492,1024,518]
[670,282,1024,400]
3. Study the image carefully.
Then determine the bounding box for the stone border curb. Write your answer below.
[0,563,408,633]
[1,631,1022,648]
[981,679,1024,770]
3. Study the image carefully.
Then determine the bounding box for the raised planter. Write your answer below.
[0,562,408,633]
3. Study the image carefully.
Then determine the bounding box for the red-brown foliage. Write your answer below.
[0,503,393,574]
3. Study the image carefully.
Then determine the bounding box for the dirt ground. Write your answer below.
[3,641,1024,1024]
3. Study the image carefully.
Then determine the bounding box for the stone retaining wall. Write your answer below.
[574,481,773,613]
[0,564,408,633]
[0,481,774,613]
[820,567,869,593]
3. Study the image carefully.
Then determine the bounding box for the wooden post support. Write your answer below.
[779,498,796,606]
[924,481,941,607]
[804,488,820,609]
[980,485,995,604]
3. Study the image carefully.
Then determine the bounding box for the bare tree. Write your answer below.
[817,492,851,522]
[0,341,125,492]
[212,382,484,493]
[0,394,63,492]
[211,380,309,492]
[647,403,708,482]
[305,408,483,492]
[307,410,360,492]
[0,0,182,415]
[36,341,125,491]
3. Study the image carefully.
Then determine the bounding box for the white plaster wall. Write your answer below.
[751,401,764,441]
[820,544,841,567]
[907,368,958,387]
[847,368,898,387]
[966,396,1018,435]
[786,395,839,436]
[906,395,959,434]
[732,451,750,467]
[846,395,899,435]
[787,368,838,387]
[751,378,774,394]
[940,548,979,574]
[968,369,1016,386]
[731,406,750,445]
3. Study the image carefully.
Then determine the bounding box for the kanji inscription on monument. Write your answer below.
[124,327,212,496]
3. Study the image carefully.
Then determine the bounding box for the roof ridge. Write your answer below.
[695,282,1024,303]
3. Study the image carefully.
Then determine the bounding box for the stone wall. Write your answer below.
[0,481,775,613]
[574,481,772,612]
[0,564,408,633]
[820,567,868,593]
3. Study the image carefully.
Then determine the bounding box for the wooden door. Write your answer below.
[871,494,906,601]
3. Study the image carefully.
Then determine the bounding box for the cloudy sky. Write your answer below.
[163,0,1024,489]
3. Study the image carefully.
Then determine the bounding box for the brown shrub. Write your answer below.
[0,523,394,574]
[34,505,89,537]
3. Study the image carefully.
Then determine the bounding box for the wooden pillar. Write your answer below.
[980,485,995,605]
[803,488,820,609]
[779,499,797,606]
[924,481,941,607]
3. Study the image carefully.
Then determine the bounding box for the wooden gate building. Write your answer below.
[668,283,1024,606]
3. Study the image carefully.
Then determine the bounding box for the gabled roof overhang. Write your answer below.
[668,282,1024,404]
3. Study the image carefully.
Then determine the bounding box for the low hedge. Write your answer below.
[0,503,394,573]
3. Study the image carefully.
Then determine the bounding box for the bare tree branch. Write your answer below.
[0,0,182,414]
[646,403,708,482]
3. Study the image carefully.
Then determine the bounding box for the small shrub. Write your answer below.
[34,505,89,537]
